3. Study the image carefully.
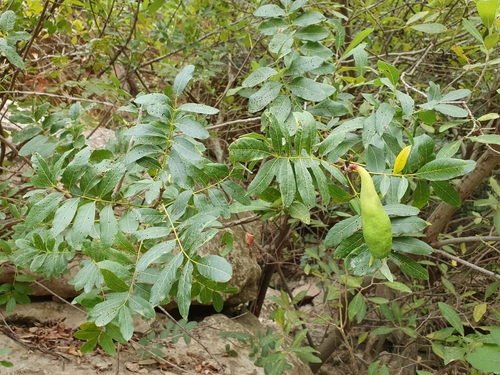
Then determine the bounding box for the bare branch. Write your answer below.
[436,236,500,247]
[433,248,500,280]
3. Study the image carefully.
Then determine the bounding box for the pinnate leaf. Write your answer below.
[438,302,464,336]
[150,253,183,306]
[196,255,232,282]
[324,215,362,247]
[178,262,193,319]
[416,158,468,180]
[431,181,461,207]
[136,241,176,273]
[100,205,118,248]
[173,65,195,98]
[51,198,79,237]
[71,201,96,246]
[25,192,63,228]
[90,293,128,327]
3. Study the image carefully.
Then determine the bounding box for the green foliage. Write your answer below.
[4,66,235,349]
[229,0,473,282]
[1,0,500,374]
[428,303,500,374]
[0,347,13,368]
[219,327,320,375]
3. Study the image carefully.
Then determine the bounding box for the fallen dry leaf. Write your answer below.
[126,362,141,372]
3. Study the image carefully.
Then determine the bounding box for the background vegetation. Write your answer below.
[1,0,500,374]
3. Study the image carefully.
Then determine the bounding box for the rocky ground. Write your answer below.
[0,280,343,375]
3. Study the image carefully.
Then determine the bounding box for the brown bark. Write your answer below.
[249,215,291,317]
[425,133,500,245]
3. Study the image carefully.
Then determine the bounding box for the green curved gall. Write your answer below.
[353,165,392,261]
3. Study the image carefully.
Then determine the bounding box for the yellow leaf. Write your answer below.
[451,45,469,63]
[393,145,412,174]
[357,331,369,345]
[72,20,83,32]
[477,113,500,121]
[473,303,487,322]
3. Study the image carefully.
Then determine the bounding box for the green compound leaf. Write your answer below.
[242,67,278,87]
[289,77,335,102]
[416,158,468,181]
[173,65,195,98]
[438,302,464,336]
[128,294,155,320]
[431,181,461,207]
[254,4,286,18]
[392,237,433,255]
[99,332,116,356]
[71,201,96,246]
[391,216,428,234]
[118,307,134,341]
[249,81,282,113]
[469,134,500,146]
[412,180,430,209]
[25,192,64,228]
[287,201,310,224]
[72,260,104,293]
[150,253,183,306]
[324,215,362,247]
[246,158,279,197]
[293,158,315,208]
[178,103,219,115]
[99,205,118,248]
[410,23,447,34]
[196,255,232,283]
[348,292,363,320]
[275,158,296,208]
[31,153,55,188]
[229,137,270,162]
[136,240,176,273]
[389,253,428,280]
[51,197,79,237]
[90,293,129,327]
[177,262,193,319]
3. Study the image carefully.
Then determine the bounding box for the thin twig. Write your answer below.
[433,248,500,280]
[0,91,116,106]
[436,236,500,247]
[214,35,264,108]
[220,214,261,228]
[96,0,142,78]
[206,116,261,131]
[0,133,32,166]
[32,281,87,314]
